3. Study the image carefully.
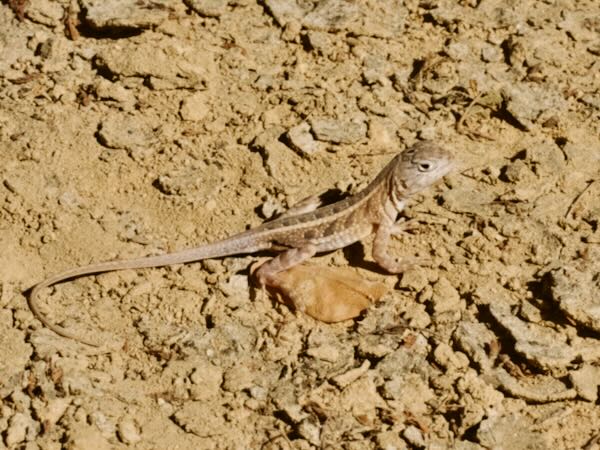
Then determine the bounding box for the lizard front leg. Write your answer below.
[372,223,426,273]
[255,244,317,286]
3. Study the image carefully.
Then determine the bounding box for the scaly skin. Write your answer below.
[28,141,454,346]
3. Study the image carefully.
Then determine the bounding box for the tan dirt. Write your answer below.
[1,0,599,448]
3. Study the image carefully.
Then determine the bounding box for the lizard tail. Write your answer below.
[27,232,271,347]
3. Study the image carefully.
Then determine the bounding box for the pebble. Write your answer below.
[502,84,567,130]
[222,364,255,392]
[453,321,496,371]
[310,118,367,144]
[184,0,226,17]
[489,302,576,370]
[97,113,157,156]
[5,413,36,447]
[25,0,64,27]
[477,413,546,449]
[180,91,210,122]
[306,345,340,363]
[403,425,426,448]
[263,0,359,31]
[154,167,224,197]
[117,416,142,445]
[569,364,600,402]
[81,0,171,30]
[331,360,370,388]
[286,122,320,155]
[431,276,462,322]
[550,265,600,333]
[296,419,321,446]
[171,402,226,437]
[493,367,577,402]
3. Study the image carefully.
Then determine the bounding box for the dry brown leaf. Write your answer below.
[263,264,389,322]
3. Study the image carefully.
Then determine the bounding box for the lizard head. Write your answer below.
[394,141,454,197]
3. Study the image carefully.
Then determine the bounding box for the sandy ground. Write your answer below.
[1,0,600,448]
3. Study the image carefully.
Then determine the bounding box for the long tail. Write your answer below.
[27,231,271,347]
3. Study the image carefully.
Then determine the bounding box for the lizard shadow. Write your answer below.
[342,242,389,274]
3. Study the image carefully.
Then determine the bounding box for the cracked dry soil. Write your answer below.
[1,0,600,448]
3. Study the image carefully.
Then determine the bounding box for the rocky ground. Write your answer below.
[1,0,599,448]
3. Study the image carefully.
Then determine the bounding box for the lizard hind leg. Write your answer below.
[255,244,317,287]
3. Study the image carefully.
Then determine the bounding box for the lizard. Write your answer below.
[28,140,454,347]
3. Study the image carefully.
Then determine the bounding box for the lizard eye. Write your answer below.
[417,161,433,172]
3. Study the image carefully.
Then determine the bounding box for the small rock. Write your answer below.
[219,274,250,298]
[5,413,37,447]
[362,55,389,84]
[251,127,305,187]
[340,375,387,421]
[9,390,31,411]
[331,360,370,388]
[454,369,504,434]
[172,402,226,437]
[26,0,64,27]
[403,425,426,448]
[259,196,284,219]
[581,92,600,111]
[371,334,429,376]
[489,302,577,370]
[286,122,320,155]
[302,0,360,32]
[404,302,431,329]
[549,265,600,333]
[180,91,210,121]
[431,276,463,322]
[65,425,113,450]
[399,267,432,292]
[446,40,472,61]
[305,31,334,55]
[481,44,503,62]
[0,329,33,399]
[477,412,547,449]
[453,321,497,371]
[493,367,577,402]
[97,113,157,157]
[39,398,71,429]
[432,343,469,371]
[376,430,408,450]
[262,0,304,26]
[271,384,307,423]
[306,345,340,363]
[296,418,321,446]
[94,80,136,109]
[81,0,172,30]
[95,41,213,90]
[367,117,394,150]
[222,364,255,392]
[263,0,359,32]
[189,363,223,399]
[117,416,141,445]
[184,0,226,17]
[310,117,367,144]
[502,159,534,183]
[502,83,567,130]
[281,20,302,41]
[37,37,72,73]
[154,166,226,197]
[558,11,599,42]
[382,373,434,415]
[569,365,600,402]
